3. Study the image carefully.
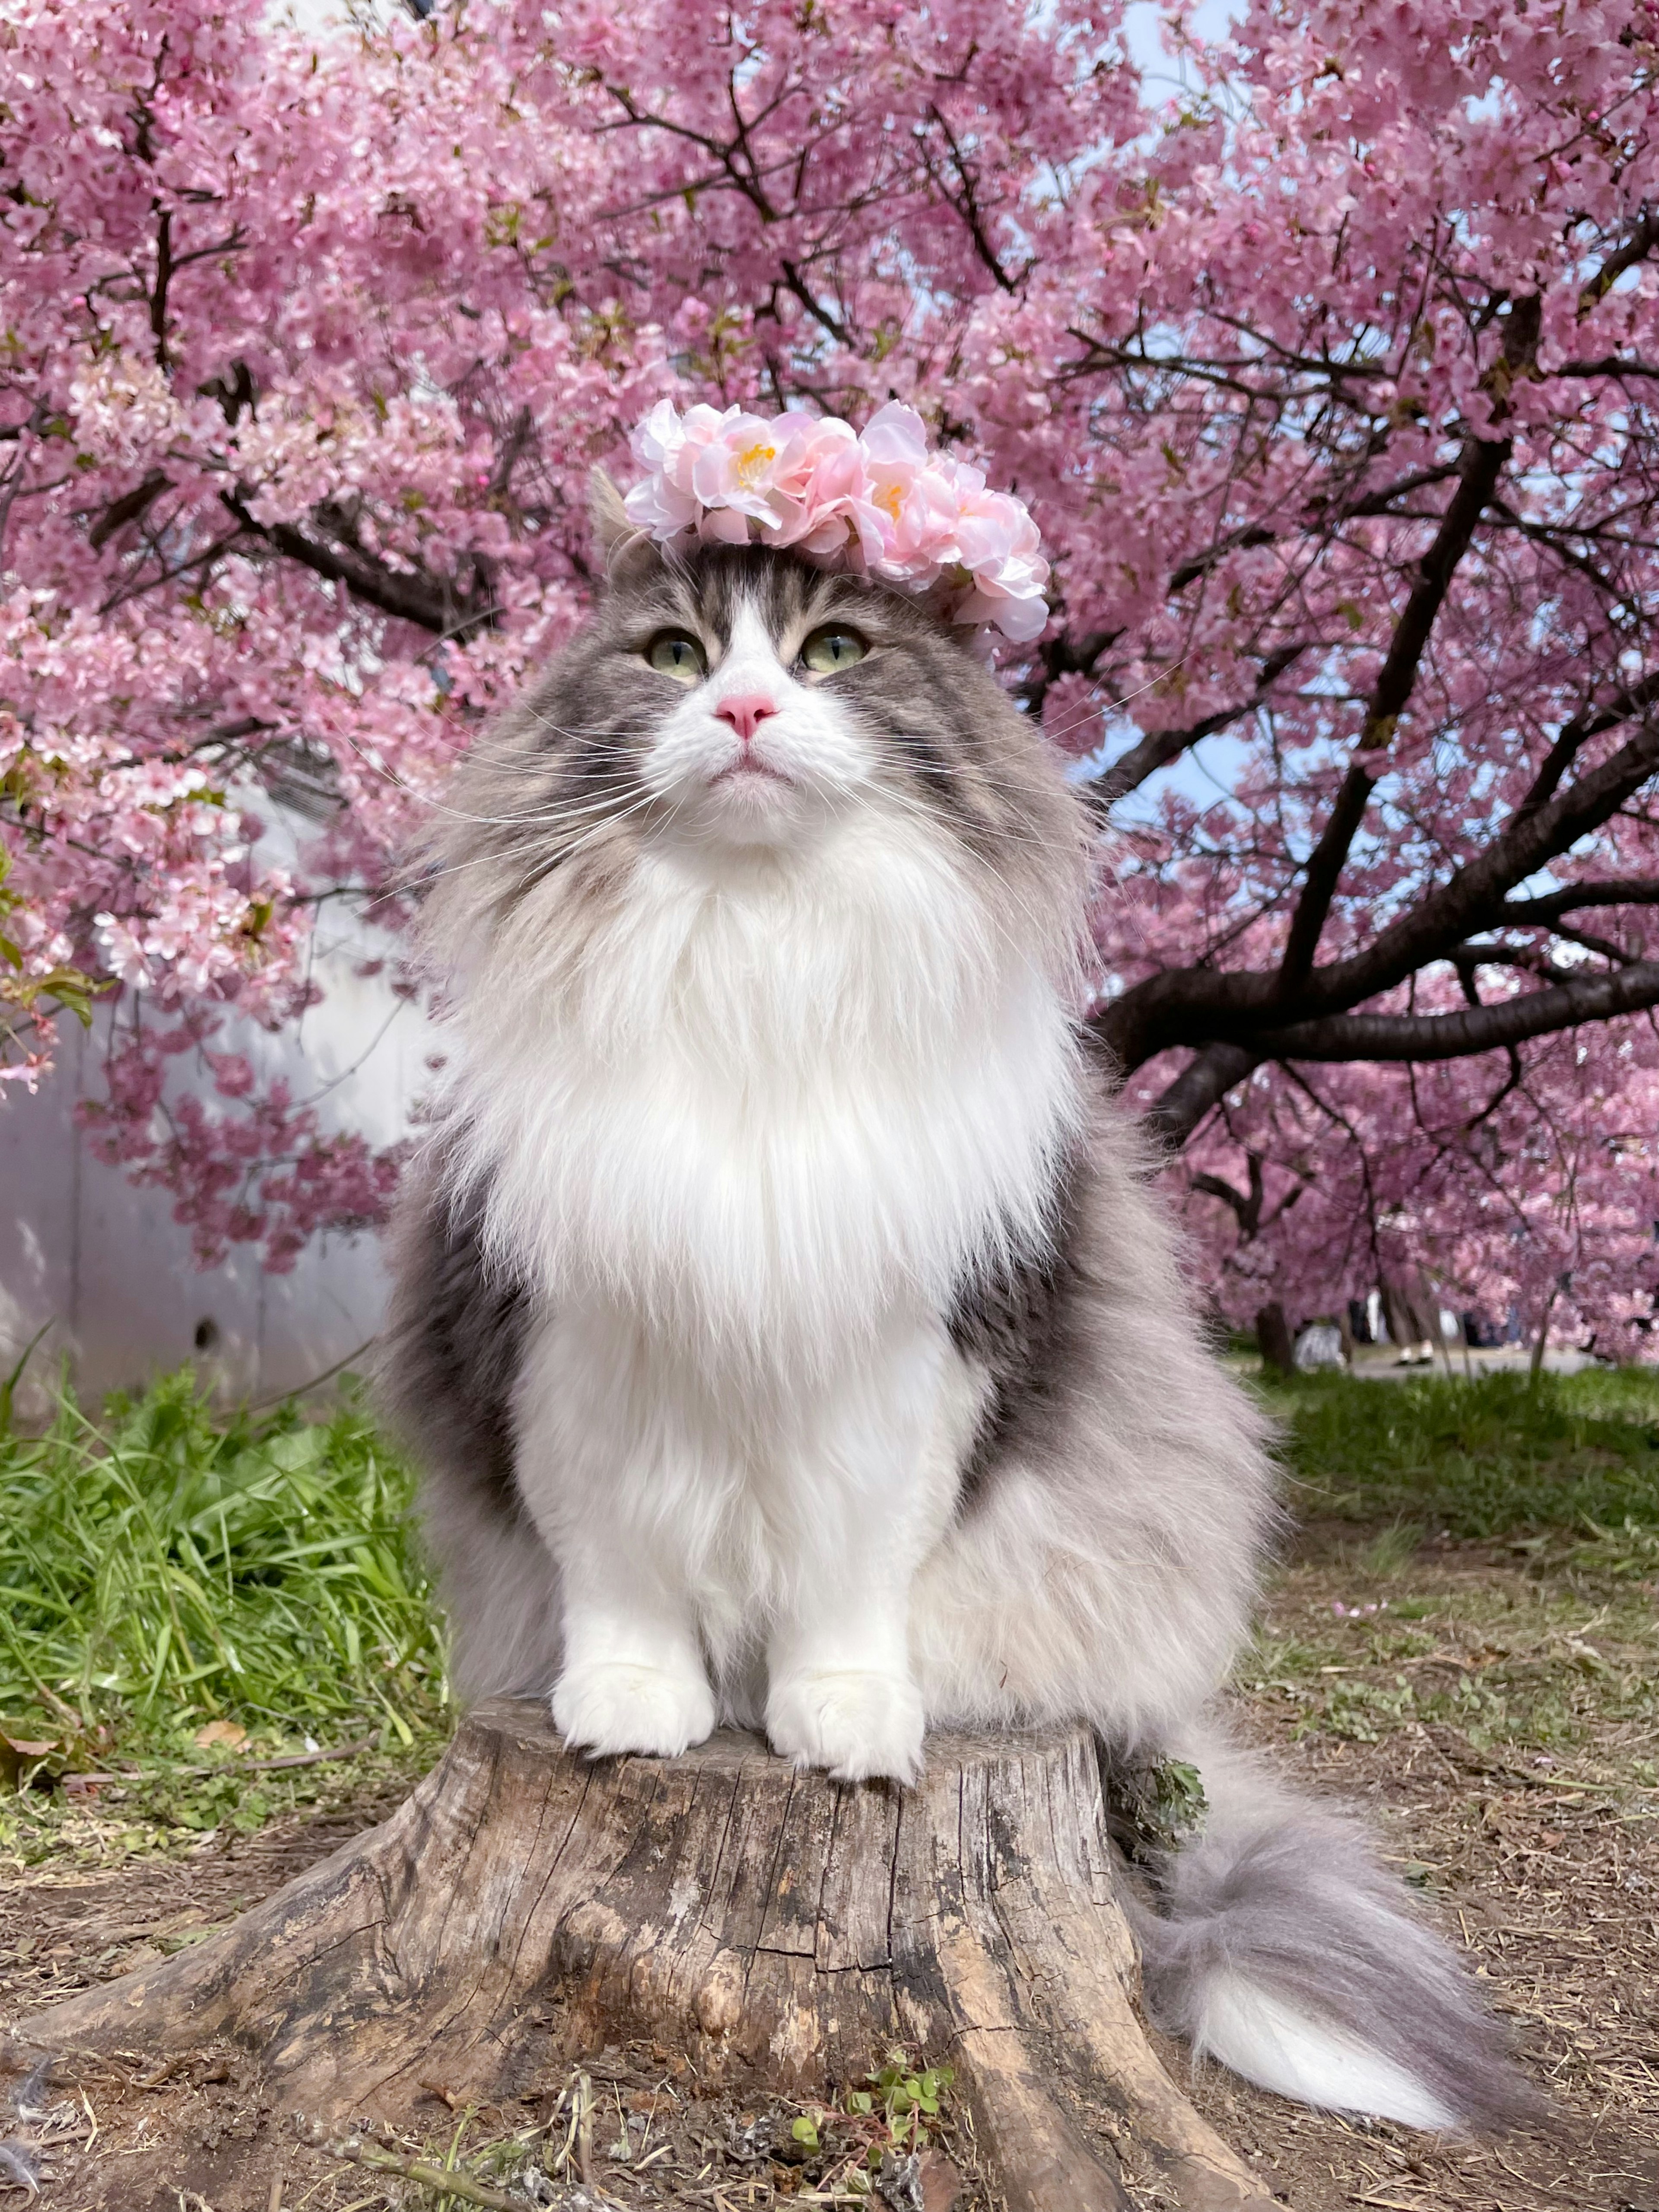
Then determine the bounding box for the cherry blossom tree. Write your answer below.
[2,0,1656,1347]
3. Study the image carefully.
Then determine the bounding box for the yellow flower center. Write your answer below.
[735,441,777,489]
[875,482,903,521]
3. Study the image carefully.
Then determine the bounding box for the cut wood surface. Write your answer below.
[21,1700,1277,2212]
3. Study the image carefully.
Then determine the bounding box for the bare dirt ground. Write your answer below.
[3,1523,1656,2212]
[1182,1517,1659,2212]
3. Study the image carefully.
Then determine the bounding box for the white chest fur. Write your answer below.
[447,817,1082,1377]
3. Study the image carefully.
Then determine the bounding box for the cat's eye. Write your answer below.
[645,630,707,684]
[800,625,868,676]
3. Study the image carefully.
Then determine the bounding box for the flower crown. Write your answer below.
[622,399,1050,644]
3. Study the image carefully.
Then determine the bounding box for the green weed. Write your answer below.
[846,2052,955,2155]
[1355,1521,1424,1578]
[1569,1516,1659,1578]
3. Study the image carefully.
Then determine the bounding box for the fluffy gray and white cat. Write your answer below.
[381,477,1529,2135]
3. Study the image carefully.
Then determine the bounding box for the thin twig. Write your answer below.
[247,1337,379,1411]
[1517,1767,1656,1798]
[318,2135,524,2211]
[576,2070,594,2186]
[67,1734,380,1789]
[232,1734,381,1773]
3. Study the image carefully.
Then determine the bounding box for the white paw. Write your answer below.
[766,1668,925,1784]
[553,1659,715,1759]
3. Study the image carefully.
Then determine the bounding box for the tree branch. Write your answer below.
[1142,1043,1262,1149]
[221,493,496,638]
[1163,462,1459,594]
[1190,1153,1266,1238]
[1555,355,1659,381]
[1516,665,1659,821]
[1098,691,1659,1073]
[1274,295,1541,992]
[1577,207,1659,314]
[922,104,1020,292]
[777,257,851,344]
[1332,709,1659,1001]
[1138,956,1659,1152]
[1015,625,1122,714]
[88,468,171,550]
[1501,879,1659,926]
[1254,961,1659,1063]
[1090,644,1306,805]
[150,208,174,372]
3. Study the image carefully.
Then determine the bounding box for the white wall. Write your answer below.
[0,917,433,1422]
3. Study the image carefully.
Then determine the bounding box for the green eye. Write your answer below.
[801,625,868,675]
[645,630,706,684]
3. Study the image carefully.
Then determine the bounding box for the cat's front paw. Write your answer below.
[553,1659,715,1759]
[766,1668,924,1784]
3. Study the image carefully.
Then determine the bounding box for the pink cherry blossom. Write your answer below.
[0,0,1654,1347]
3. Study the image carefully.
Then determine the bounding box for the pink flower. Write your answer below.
[951,485,1051,642]
[623,399,700,535]
[687,409,797,522]
[620,399,1049,642]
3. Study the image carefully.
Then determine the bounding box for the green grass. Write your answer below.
[1268,1366,1659,1537]
[0,1366,448,1860]
[1242,1561,1659,1765]
[1240,1367,1659,1783]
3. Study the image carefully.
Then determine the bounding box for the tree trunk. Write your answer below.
[1255,1301,1294,1377]
[1530,1279,1561,1381]
[18,1700,1274,2212]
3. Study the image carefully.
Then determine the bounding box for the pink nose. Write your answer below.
[714,692,779,743]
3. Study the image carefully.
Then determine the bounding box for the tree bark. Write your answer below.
[1255,1302,1295,1378]
[19,1700,1273,2212]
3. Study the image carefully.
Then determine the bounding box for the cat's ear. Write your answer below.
[588,467,657,585]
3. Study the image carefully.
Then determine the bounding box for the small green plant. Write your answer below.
[847,2051,955,2153]
[1357,1521,1423,1578]
[1570,1517,1659,1577]
[1105,1755,1209,1864]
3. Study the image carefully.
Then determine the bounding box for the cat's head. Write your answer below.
[566,470,1047,854]
[423,472,1087,956]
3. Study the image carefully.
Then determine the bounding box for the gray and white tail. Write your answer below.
[1133,1734,1537,2132]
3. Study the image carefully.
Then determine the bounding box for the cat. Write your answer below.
[380,473,1531,2136]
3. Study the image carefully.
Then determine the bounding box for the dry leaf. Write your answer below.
[917,2149,963,2212]
[194,1720,248,1749]
[0,1730,57,1791]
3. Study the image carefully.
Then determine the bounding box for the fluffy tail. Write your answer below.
[1131,1733,1537,2133]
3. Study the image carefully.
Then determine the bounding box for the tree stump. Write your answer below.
[20,1700,1274,2212]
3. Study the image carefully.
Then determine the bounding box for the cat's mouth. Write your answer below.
[710,753,793,788]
